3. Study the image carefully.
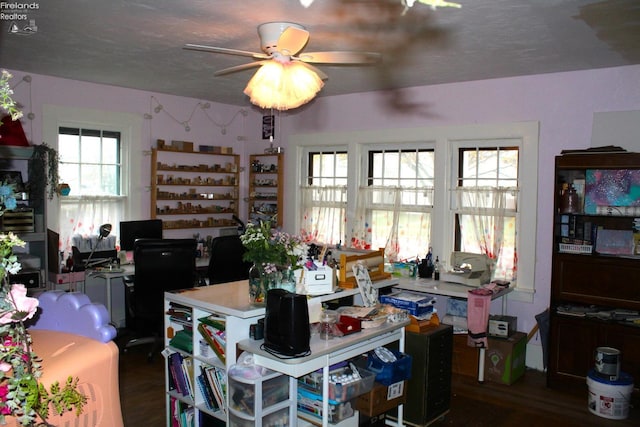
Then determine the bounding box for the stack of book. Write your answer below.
[197,316,226,363]
[196,365,227,414]
[168,352,194,399]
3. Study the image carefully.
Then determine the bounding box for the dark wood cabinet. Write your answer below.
[404,325,453,426]
[548,151,640,391]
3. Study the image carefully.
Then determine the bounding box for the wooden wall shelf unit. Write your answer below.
[548,151,640,392]
[248,153,283,228]
[150,146,239,231]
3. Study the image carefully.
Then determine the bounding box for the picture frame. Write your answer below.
[262,114,275,139]
[0,171,24,192]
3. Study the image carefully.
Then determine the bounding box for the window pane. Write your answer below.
[58,135,80,163]
[81,135,101,163]
[102,136,119,164]
[365,148,433,260]
[456,146,519,281]
[59,163,80,193]
[301,150,348,245]
[58,127,121,196]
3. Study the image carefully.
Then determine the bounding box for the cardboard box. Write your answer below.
[452,334,479,378]
[485,331,527,385]
[355,381,407,417]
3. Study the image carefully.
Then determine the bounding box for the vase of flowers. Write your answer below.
[240,221,305,305]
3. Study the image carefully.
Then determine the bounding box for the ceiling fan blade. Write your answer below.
[184,44,269,60]
[277,26,309,56]
[297,51,382,64]
[297,61,329,81]
[214,61,268,76]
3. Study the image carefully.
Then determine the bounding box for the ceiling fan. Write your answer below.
[184,21,382,80]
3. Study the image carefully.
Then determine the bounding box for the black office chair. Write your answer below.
[124,238,197,360]
[207,235,252,285]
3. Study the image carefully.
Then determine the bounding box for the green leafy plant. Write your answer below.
[29,143,60,201]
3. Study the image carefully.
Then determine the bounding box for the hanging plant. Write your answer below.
[29,143,60,201]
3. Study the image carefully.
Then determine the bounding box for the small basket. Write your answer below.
[558,243,593,254]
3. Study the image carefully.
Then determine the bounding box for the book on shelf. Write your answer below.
[169,352,192,398]
[198,316,226,331]
[170,396,193,427]
[168,303,193,323]
[204,365,226,414]
[169,328,194,353]
[197,322,226,364]
[196,371,218,412]
[182,356,195,399]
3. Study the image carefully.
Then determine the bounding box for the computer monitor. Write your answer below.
[119,219,163,252]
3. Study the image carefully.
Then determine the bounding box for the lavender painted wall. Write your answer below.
[4,65,640,369]
[281,65,640,367]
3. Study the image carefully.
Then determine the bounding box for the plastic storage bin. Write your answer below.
[366,349,412,386]
[297,387,356,424]
[229,406,291,427]
[298,363,376,402]
[228,371,289,417]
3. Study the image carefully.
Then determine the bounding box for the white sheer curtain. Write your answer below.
[59,196,125,255]
[350,186,432,262]
[299,185,347,245]
[454,186,518,280]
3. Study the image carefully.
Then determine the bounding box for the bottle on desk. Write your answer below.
[434,256,440,280]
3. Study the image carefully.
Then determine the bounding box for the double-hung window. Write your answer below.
[58,127,125,252]
[299,150,348,245]
[452,144,519,281]
[351,148,434,261]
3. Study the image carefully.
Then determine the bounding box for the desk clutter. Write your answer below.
[297,350,412,423]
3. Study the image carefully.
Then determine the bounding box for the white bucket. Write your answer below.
[587,370,634,420]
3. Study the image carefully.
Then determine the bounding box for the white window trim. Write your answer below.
[289,122,538,302]
[42,105,143,233]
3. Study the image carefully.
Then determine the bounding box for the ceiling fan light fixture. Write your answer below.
[244,61,324,111]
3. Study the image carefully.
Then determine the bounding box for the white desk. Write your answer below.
[394,277,513,383]
[239,320,408,427]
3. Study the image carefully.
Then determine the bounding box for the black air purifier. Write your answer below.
[264,289,311,358]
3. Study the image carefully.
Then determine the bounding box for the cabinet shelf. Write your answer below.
[248,153,283,228]
[156,210,236,216]
[151,145,240,232]
[156,197,237,202]
[156,183,237,187]
[156,147,236,157]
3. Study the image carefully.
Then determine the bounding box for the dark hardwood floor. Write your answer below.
[118,342,640,427]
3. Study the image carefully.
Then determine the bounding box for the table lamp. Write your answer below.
[85,223,112,268]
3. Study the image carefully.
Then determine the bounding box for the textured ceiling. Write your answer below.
[0,0,639,107]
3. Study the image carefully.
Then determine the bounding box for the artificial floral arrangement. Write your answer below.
[0,71,87,426]
[239,220,306,302]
